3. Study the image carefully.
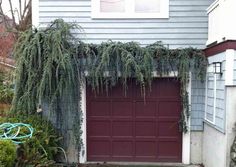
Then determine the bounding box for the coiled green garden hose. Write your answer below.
[0,123,33,144]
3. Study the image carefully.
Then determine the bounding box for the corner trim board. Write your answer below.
[225,49,235,86]
[80,81,87,163]
[32,0,39,27]
[182,72,191,164]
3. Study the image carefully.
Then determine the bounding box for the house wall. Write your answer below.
[207,0,236,45]
[191,73,205,131]
[36,0,219,164]
[190,73,205,163]
[190,132,203,164]
[190,50,233,165]
[203,86,236,167]
[38,0,213,49]
[202,47,236,167]
[202,123,227,167]
[205,52,226,132]
[42,94,80,163]
[225,87,236,167]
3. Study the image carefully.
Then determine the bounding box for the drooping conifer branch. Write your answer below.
[12,19,207,151]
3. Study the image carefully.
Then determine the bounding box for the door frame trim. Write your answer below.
[182,73,191,164]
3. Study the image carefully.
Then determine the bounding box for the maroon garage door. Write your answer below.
[87,78,182,162]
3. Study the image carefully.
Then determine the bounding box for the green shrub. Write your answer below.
[0,140,17,167]
[0,113,64,166]
[0,70,14,104]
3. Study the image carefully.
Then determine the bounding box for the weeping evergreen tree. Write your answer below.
[12,19,207,155]
[12,20,83,152]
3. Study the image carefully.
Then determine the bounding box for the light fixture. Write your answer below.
[213,62,222,75]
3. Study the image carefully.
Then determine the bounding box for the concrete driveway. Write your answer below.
[80,163,203,167]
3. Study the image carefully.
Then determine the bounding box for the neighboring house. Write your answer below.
[0,16,15,70]
[32,0,236,167]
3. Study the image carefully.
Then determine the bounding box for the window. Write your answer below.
[91,0,169,18]
[100,0,125,13]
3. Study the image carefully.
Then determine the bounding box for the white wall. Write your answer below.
[207,0,236,45]
[190,132,203,164]
[202,123,227,167]
[225,87,236,167]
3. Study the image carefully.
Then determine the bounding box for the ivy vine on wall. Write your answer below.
[12,19,207,154]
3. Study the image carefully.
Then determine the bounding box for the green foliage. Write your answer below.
[0,70,14,104]
[0,113,63,166]
[0,140,17,167]
[12,19,83,154]
[79,41,207,132]
[12,19,207,156]
[12,19,80,114]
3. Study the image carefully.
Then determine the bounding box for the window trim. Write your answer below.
[91,0,169,19]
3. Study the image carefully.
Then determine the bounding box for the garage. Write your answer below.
[87,78,182,162]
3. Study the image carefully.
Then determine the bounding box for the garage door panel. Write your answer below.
[135,101,156,118]
[158,101,181,117]
[158,136,181,141]
[87,87,111,98]
[158,121,180,137]
[135,141,157,157]
[158,141,181,159]
[134,80,160,99]
[135,117,156,122]
[112,141,133,157]
[134,86,160,98]
[111,84,133,98]
[158,118,180,122]
[89,101,110,117]
[89,121,111,137]
[89,140,111,156]
[112,121,133,137]
[159,80,180,98]
[135,121,156,137]
[112,101,132,117]
[87,78,182,162]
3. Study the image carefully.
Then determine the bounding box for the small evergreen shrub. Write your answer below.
[0,140,17,167]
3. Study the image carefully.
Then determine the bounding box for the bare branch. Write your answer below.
[8,0,17,28]
[0,1,11,29]
[0,0,32,37]
[0,0,4,16]
[22,0,29,18]
[19,0,22,19]
[24,0,26,10]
